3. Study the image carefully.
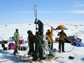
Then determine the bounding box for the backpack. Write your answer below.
[8,43,15,50]
[19,40,24,44]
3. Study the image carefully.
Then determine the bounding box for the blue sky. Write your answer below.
[0,0,84,24]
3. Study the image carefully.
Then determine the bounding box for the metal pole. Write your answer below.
[34,4,38,32]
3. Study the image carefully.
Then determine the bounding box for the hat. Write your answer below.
[27,30,32,34]
[47,29,50,32]
[37,20,41,23]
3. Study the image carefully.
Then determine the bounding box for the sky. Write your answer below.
[0,0,84,24]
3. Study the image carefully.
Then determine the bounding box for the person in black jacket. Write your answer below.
[27,30,35,55]
[33,32,45,61]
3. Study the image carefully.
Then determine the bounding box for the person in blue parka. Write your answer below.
[35,20,44,38]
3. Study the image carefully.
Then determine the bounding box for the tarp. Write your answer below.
[56,25,68,30]
[72,41,84,47]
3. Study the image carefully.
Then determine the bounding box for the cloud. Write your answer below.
[38,10,52,14]
[74,2,84,7]
[68,10,84,14]
[17,11,33,14]
[17,10,52,14]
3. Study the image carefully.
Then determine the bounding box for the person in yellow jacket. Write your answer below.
[13,29,20,55]
[46,27,53,50]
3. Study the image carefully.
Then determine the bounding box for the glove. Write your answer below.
[36,28,38,30]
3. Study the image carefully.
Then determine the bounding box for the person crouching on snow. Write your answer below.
[27,30,35,56]
[13,29,20,55]
[57,30,67,52]
[46,27,53,50]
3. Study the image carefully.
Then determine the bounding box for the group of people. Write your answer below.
[13,20,67,61]
[13,20,45,61]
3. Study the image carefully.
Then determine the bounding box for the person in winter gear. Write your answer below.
[46,27,53,49]
[13,29,20,55]
[57,30,67,52]
[35,20,44,38]
[27,30,35,55]
[33,32,45,61]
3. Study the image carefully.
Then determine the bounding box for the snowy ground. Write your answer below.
[0,22,84,63]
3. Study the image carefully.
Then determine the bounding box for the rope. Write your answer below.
[0,57,19,62]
